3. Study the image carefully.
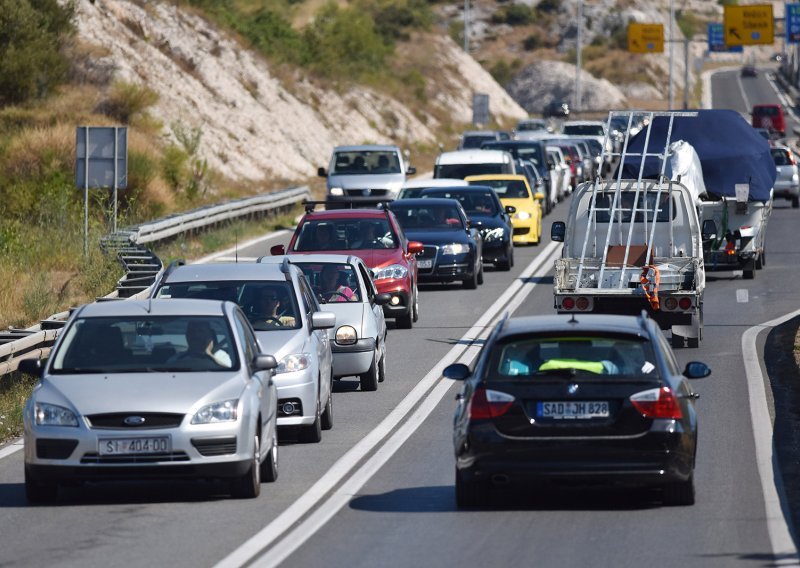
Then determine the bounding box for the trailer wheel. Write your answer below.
[743,268,755,280]
[671,332,685,348]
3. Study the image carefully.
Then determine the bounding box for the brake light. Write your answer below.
[469,388,515,420]
[789,152,797,166]
[575,296,590,310]
[562,296,575,310]
[678,297,692,310]
[630,387,683,419]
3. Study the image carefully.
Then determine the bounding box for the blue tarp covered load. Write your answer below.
[619,109,776,203]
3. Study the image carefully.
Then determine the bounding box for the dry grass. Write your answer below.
[1,123,73,180]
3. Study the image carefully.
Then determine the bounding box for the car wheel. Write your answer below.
[360,352,379,392]
[463,270,478,290]
[25,469,58,504]
[396,309,413,329]
[321,377,333,431]
[793,196,799,209]
[231,432,261,498]
[412,283,419,323]
[671,332,684,349]
[743,268,755,280]
[378,354,386,383]
[662,474,695,506]
[260,432,278,483]
[298,397,322,443]
[497,256,511,271]
[477,262,484,285]
[455,468,489,509]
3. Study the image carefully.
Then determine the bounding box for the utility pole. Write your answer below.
[576,0,583,114]
[683,37,689,109]
[464,0,469,52]
[668,0,674,109]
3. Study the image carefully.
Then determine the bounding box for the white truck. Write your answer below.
[551,111,706,347]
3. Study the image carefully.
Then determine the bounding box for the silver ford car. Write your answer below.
[152,260,336,443]
[261,254,390,391]
[21,299,279,503]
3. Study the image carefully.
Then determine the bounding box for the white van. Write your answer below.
[433,149,516,179]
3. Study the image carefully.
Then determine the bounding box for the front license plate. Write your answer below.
[537,401,609,419]
[417,260,433,269]
[99,437,171,455]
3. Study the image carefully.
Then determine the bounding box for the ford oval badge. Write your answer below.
[124,416,146,426]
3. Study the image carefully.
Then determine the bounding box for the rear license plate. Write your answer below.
[418,260,433,269]
[99,437,171,455]
[537,401,609,419]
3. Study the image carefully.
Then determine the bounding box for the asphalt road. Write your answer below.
[1,67,799,568]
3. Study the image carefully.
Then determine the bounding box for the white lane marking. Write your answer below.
[743,308,800,565]
[215,241,561,568]
[766,73,798,121]
[737,289,749,303]
[250,251,559,568]
[195,229,290,265]
[0,438,23,459]
[737,73,752,110]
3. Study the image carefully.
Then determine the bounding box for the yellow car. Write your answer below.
[465,174,544,245]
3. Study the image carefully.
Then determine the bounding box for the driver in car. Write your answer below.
[252,289,296,327]
[319,265,355,303]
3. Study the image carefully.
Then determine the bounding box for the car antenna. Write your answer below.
[568,312,578,324]
[235,232,239,263]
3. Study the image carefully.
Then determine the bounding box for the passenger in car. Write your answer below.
[170,320,232,368]
[319,265,356,302]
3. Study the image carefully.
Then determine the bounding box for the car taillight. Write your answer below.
[469,388,515,420]
[789,152,797,166]
[678,297,692,310]
[630,387,683,419]
[562,296,575,310]
[576,296,590,311]
[663,297,678,311]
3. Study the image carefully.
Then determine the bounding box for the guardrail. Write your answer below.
[1,185,311,377]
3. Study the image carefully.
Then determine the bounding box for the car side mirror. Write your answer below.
[443,363,471,381]
[270,244,286,256]
[547,158,556,169]
[407,166,416,175]
[701,219,717,241]
[684,361,711,379]
[317,167,327,177]
[408,241,424,255]
[253,354,278,371]
[311,311,336,330]
[505,205,517,214]
[373,293,392,306]
[18,357,44,378]
[551,221,566,242]
[534,192,545,201]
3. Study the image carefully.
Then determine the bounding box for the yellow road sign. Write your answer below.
[724,4,774,46]
[627,23,664,53]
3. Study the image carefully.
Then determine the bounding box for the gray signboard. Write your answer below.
[75,126,128,189]
[472,93,490,126]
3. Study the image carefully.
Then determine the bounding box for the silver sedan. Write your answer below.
[21,299,279,502]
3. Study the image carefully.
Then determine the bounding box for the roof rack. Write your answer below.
[303,199,390,213]
[279,256,292,280]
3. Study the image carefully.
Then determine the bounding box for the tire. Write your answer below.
[321,377,333,431]
[761,249,767,267]
[509,247,514,268]
[496,246,513,271]
[477,262,484,285]
[687,336,700,348]
[755,254,763,270]
[455,469,489,509]
[671,332,684,348]
[793,196,799,208]
[412,283,419,323]
[463,270,478,289]
[396,309,413,329]
[25,470,58,504]
[298,397,322,443]
[230,433,261,498]
[260,432,278,483]
[662,475,695,506]
[743,268,755,280]
[378,355,386,383]
[360,352,379,392]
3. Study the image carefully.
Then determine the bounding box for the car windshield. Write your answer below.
[517,121,546,132]
[772,148,792,165]
[423,191,497,215]
[392,204,465,230]
[50,315,240,373]
[435,163,505,178]
[155,280,301,331]
[293,218,397,251]
[462,135,496,149]
[295,262,362,304]
[563,124,604,136]
[487,335,659,379]
[754,106,780,116]
[472,179,529,198]
[330,150,401,175]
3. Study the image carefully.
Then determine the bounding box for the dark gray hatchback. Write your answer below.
[444,312,710,508]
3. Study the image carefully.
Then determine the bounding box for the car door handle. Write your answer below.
[680,393,700,400]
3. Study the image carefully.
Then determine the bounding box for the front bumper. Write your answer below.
[332,338,375,377]
[274,369,318,426]
[510,218,539,244]
[773,183,800,199]
[481,239,511,263]
[375,280,411,318]
[419,253,474,282]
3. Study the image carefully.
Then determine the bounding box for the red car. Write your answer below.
[751,104,785,137]
[271,206,423,328]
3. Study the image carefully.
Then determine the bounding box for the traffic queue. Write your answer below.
[23,109,783,508]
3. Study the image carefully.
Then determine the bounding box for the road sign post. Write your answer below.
[75,126,128,255]
[724,4,774,46]
[627,23,664,54]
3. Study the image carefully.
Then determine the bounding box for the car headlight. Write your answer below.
[276,353,312,374]
[440,243,470,255]
[335,325,358,345]
[329,187,344,196]
[192,399,238,424]
[793,173,799,183]
[515,211,532,220]
[481,227,505,242]
[35,402,78,427]
[374,264,408,280]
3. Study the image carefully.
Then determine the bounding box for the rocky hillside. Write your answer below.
[76,1,525,184]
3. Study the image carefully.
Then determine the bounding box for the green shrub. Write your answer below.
[489,59,521,87]
[101,81,159,124]
[356,0,433,42]
[162,145,188,193]
[0,0,75,105]
[523,32,541,51]
[535,0,559,14]
[492,3,534,26]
